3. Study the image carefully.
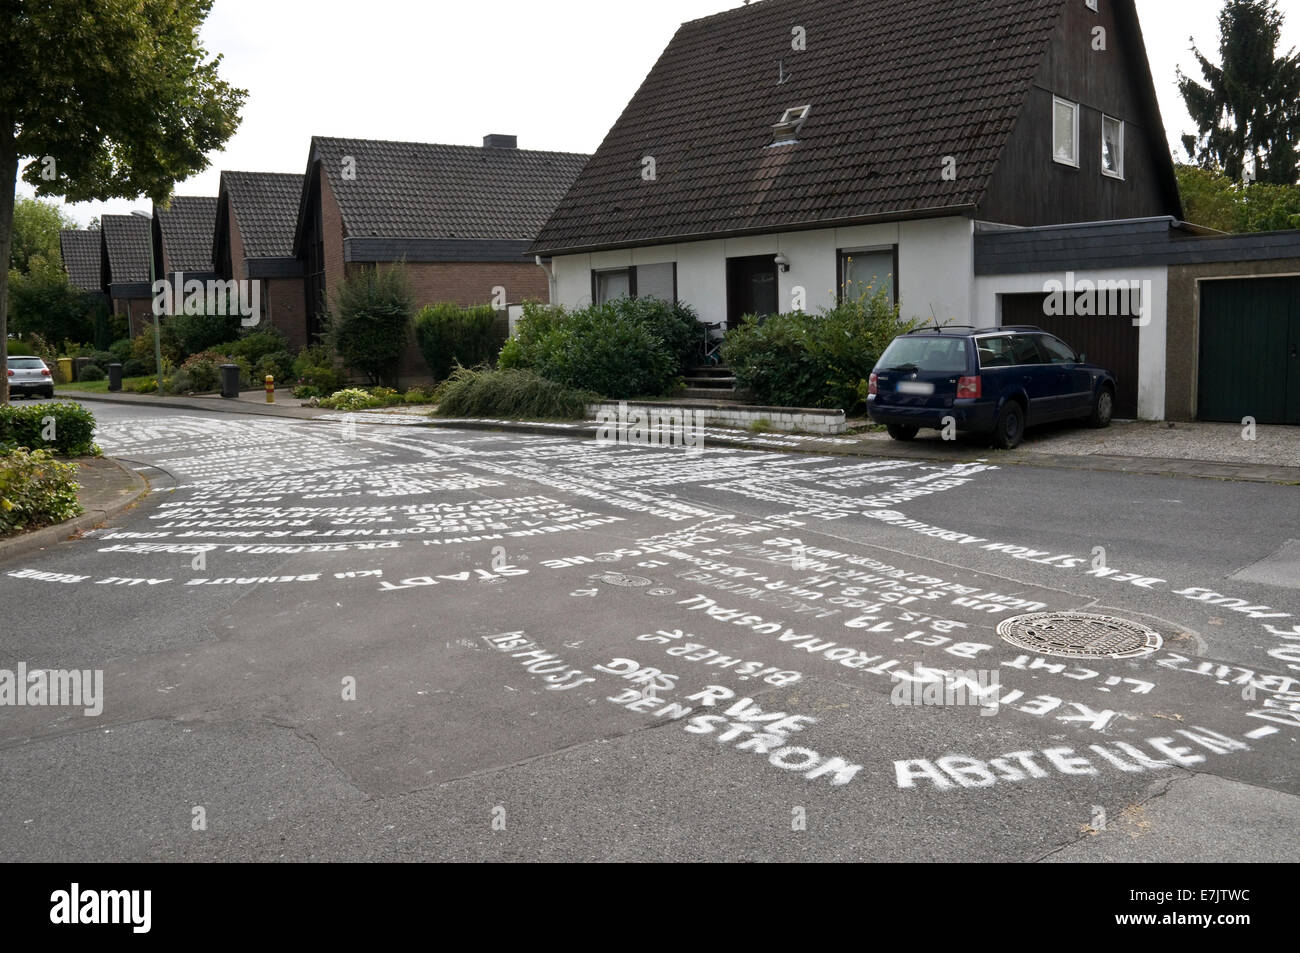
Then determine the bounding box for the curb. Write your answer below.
[0,458,151,565]
[65,391,327,421]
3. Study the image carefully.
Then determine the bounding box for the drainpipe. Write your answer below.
[535,255,557,305]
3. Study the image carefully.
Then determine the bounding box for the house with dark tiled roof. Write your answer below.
[152,196,219,284]
[293,134,588,377]
[99,214,155,337]
[214,171,309,349]
[533,0,1199,419]
[59,229,104,295]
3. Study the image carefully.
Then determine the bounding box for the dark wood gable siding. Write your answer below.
[979,0,1181,225]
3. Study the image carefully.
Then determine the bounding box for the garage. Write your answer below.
[999,292,1140,419]
[1197,277,1300,425]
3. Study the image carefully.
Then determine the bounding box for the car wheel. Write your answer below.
[886,424,920,442]
[43,388,55,399]
[990,402,1024,450]
[1088,386,1114,428]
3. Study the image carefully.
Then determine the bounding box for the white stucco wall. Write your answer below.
[973,267,1168,421]
[548,215,976,327]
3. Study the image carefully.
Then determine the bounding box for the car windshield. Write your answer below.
[878,337,967,374]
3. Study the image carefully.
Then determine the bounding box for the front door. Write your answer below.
[726,255,779,329]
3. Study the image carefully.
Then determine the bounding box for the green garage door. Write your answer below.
[1198,277,1300,425]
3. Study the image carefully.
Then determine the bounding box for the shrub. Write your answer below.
[126,377,168,394]
[172,351,237,393]
[326,264,414,386]
[292,385,322,400]
[318,388,382,411]
[498,299,682,399]
[292,344,347,394]
[0,449,83,536]
[122,358,151,378]
[227,329,288,366]
[77,364,106,382]
[0,402,98,456]
[85,350,116,371]
[722,286,921,412]
[433,367,598,420]
[166,311,242,360]
[253,351,295,385]
[403,386,434,404]
[413,303,502,381]
[109,338,133,364]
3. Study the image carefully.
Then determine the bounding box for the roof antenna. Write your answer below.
[778,59,790,85]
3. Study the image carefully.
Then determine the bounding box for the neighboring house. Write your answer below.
[59,229,105,294]
[534,0,1196,418]
[292,134,589,378]
[99,214,155,337]
[213,171,309,349]
[152,196,218,286]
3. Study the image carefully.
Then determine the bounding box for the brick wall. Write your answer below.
[263,277,309,352]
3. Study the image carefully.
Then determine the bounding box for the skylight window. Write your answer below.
[772,105,811,145]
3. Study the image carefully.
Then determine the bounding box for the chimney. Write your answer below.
[482,134,518,149]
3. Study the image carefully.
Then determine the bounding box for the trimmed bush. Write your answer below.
[498,298,688,399]
[318,388,382,411]
[722,286,921,412]
[0,449,83,537]
[433,367,598,420]
[0,402,98,456]
[77,364,107,382]
[414,303,502,381]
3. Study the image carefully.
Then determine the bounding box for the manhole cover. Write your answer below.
[996,612,1161,659]
[589,572,654,588]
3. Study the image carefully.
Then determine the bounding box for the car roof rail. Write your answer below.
[998,325,1045,332]
[905,324,977,335]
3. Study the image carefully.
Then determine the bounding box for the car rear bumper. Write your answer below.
[867,399,997,431]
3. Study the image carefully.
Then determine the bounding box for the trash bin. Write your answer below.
[108,363,123,392]
[57,357,74,384]
[219,364,240,399]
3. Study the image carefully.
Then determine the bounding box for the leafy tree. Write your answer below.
[0,0,246,402]
[9,196,76,273]
[1178,0,1300,185]
[1175,162,1300,231]
[6,254,94,343]
[327,264,415,387]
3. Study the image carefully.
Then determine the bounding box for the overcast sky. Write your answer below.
[21,0,1300,227]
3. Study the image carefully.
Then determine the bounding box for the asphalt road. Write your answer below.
[1,403,1297,862]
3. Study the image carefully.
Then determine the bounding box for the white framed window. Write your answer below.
[1102,114,1124,178]
[771,104,812,145]
[1053,96,1079,167]
[594,269,631,305]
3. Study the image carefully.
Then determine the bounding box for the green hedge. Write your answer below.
[433,367,598,419]
[0,449,84,536]
[414,303,502,381]
[0,402,98,456]
[498,297,698,399]
[722,287,921,412]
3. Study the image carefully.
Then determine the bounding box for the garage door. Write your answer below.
[1198,278,1300,425]
[1000,293,1139,419]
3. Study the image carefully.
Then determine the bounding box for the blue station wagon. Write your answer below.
[867,325,1118,449]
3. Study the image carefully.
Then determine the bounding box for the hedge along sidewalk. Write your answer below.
[0,457,149,565]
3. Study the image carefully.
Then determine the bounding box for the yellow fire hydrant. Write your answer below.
[265,374,275,403]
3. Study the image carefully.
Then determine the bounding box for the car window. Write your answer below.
[9,357,44,368]
[877,336,968,374]
[977,336,1015,368]
[1010,336,1045,365]
[1037,335,1077,364]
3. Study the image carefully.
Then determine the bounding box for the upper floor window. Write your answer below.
[1053,97,1079,167]
[1102,115,1124,178]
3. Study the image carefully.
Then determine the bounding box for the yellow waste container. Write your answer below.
[57,357,73,384]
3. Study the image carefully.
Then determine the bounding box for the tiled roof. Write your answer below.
[309,136,590,241]
[59,230,101,293]
[101,214,152,284]
[220,171,304,258]
[154,196,218,273]
[533,0,1067,254]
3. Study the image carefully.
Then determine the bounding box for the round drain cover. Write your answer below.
[589,572,654,588]
[996,611,1161,659]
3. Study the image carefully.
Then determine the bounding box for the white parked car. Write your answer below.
[6,356,56,399]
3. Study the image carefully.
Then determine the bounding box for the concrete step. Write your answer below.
[680,387,743,401]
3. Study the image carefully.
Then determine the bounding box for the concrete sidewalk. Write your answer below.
[0,456,149,564]
[68,389,1300,485]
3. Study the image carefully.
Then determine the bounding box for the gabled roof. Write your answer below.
[297,136,589,252]
[218,171,305,259]
[59,230,102,293]
[153,196,218,274]
[532,0,1069,255]
[100,214,152,286]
